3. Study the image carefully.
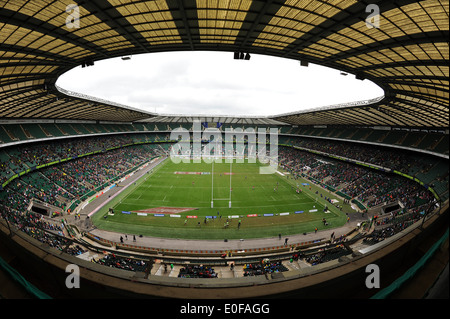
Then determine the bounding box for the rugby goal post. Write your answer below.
[210,156,233,208]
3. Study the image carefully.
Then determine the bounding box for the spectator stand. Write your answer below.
[0,133,446,286]
[0,206,87,257]
[178,264,218,278]
[295,243,353,266]
[91,253,151,274]
[242,259,289,277]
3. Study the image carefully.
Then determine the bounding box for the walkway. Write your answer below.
[87,222,360,252]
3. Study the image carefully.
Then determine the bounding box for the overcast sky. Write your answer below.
[57,51,384,117]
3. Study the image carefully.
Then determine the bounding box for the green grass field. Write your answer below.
[92,158,350,239]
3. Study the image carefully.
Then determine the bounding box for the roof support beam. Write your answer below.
[0,9,108,58]
[76,0,150,54]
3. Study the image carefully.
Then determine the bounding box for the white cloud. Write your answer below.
[57,51,384,116]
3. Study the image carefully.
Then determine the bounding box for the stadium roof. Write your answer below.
[0,0,448,127]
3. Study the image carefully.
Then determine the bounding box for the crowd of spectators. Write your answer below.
[22,172,74,209]
[361,204,431,246]
[304,245,351,266]
[375,202,429,228]
[0,141,163,215]
[0,204,87,256]
[91,253,148,272]
[374,210,422,228]
[243,260,288,276]
[312,161,367,189]
[178,265,218,278]
[341,170,385,199]
[295,245,351,266]
[40,166,90,200]
[280,136,440,178]
[0,135,170,261]
[0,131,446,274]
[0,134,172,266]
[2,175,73,213]
[278,145,437,210]
[0,133,169,185]
[0,205,63,232]
[278,146,321,177]
[362,221,415,245]
[364,177,434,209]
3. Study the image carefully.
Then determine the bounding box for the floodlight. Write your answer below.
[355,72,366,81]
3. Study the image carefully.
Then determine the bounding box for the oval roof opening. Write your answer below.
[57,51,384,117]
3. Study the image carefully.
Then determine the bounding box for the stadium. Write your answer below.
[0,0,448,303]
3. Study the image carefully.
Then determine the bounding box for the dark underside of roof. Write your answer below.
[0,0,448,127]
